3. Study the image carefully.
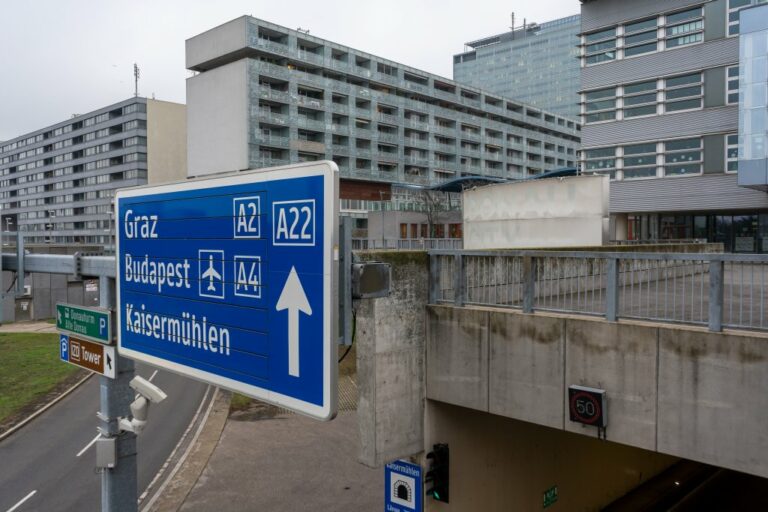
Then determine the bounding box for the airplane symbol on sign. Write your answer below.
[198,250,225,299]
[201,255,222,292]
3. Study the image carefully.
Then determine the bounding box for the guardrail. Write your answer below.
[429,250,768,332]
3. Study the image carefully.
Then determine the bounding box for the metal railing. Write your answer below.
[354,238,463,251]
[429,250,768,332]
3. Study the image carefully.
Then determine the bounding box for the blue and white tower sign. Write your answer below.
[115,162,339,420]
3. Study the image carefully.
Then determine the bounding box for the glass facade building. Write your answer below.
[453,15,581,119]
[738,3,768,192]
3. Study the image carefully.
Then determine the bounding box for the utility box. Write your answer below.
[352,262,391,299]
[96,437,116,469]
[14,297,33,322]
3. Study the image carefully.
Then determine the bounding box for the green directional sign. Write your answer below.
[543,485,558,509]
[57,303,112,345]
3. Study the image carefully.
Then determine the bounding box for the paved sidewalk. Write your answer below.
[0,320,57,334]
[179,409,380,511]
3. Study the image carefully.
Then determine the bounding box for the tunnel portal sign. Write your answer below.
[115,162,339,420]
[385,459,423,512]
[568,385,607,428]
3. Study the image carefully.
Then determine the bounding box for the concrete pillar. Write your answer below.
[613,213,628,241]
[356,251,428,466]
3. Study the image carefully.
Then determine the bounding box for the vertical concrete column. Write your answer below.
[356,251,428,466]
[613,213,629,241]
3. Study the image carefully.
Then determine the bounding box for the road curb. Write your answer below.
[141,387,231,512]
[0,372,93,443]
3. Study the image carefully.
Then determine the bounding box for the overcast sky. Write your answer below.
[0,0,579,141]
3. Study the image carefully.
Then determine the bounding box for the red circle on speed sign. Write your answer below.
[569,391,602,425]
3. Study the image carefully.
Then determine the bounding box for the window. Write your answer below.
[664,73,703,112]
[583,88,616,123]
[664,138,702,176]
[623,18,658,57]
[623,80,658,118]
[665,7,704,48]
[726,134,739,172]
[622,143,658,179]
[727,66,740,104]
[728,0,768,36]
[585,27,617,65]
[584,147,617,178]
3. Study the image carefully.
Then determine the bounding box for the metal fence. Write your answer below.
[429,250,768,332]
[353,238,463,251]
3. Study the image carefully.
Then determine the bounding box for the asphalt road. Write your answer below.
[0,363,208,512]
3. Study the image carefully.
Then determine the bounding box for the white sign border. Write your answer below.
[115,161,339,421]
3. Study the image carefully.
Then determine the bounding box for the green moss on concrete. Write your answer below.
[357,250,429,266]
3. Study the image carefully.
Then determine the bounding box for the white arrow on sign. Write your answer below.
[276,266,312,378]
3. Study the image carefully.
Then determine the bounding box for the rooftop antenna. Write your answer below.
[133,63,140,98]
[511,12,516,39]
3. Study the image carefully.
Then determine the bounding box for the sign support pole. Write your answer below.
[98,275,138,512]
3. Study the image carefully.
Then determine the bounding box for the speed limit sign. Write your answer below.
[568,385,607,428]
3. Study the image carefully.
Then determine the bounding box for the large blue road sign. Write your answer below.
[115,162,338,419]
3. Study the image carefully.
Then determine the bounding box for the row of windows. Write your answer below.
[1,121,146,166]
[0,170,147,200]
[583,134,739,180]
[583,6,704,65]
[0,136,147,178]
[2,188,116,210]
[582,1,767,67]
[0,103,146,155]
[583,72,704,124]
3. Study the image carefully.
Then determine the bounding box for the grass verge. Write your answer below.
[0,332,80,424]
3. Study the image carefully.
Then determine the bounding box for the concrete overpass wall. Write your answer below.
[427,305,768,479]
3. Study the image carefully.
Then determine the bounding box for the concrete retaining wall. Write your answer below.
[427,305,768,479]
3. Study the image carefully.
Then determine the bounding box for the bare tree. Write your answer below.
[420,189,452,238]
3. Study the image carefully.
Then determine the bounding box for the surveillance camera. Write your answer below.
[119,376,167,435]
[129,376,167,404]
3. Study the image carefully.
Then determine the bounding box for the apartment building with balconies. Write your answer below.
[0,98,186,245]
[185,16,581,194]
[579,0,768,252]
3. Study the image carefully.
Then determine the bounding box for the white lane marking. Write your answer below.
[6,490,37,512]
[148,370,158,382]
[139,387,214,512]
[76,433,101,458]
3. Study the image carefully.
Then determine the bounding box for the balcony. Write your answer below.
[404,156,429,166]
[251,38,291,57]
[332,144,351,154]
[253,134,290,147]
[376,113,399,125]
[296,96,325,110]
[296,117,326,131]
[296,51,326,66]
[256,111,288,125]
[257,88,291,103]
[459,131,481,143]
[330,124,350,134]
[403,118,429,131]
[376,133,400,144]
[330,103,350,115]
[251,156,290,168]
